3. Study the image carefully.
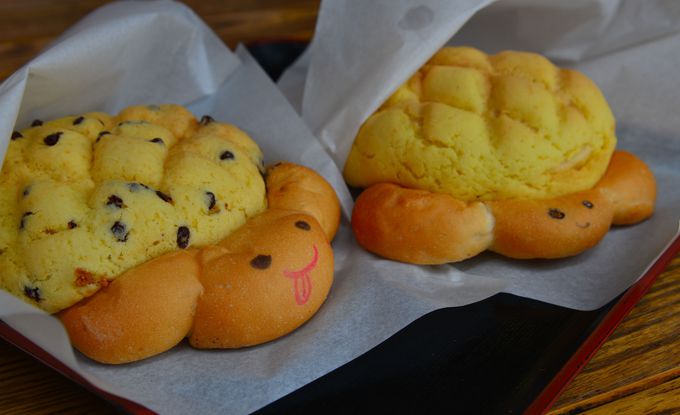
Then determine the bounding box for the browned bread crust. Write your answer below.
[58,250,202,364]
[351,151,655,264]
[266,162,341,240]
[488,189,613,259]
[190,210,333,348]
[351,183,493,264]
[59,162,339,363]
[594,151,656,225]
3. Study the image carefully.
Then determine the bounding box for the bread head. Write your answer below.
[594,151,656,225]
[266,162,341,241]
[190,209,334,348]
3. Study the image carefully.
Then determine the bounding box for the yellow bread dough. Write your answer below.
[344,47,617,201]
[0,105,266,313]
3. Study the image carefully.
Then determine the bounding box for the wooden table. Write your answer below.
[0,1,678,414]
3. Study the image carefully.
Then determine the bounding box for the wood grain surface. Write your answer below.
[0,1,678,414]
[0,0,319,81]
[547,255,680,415]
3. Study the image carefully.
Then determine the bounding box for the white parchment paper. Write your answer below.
[280,0,680,310]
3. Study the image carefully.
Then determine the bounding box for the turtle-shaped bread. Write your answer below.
[343,47,655,264]
[0,105,340,363]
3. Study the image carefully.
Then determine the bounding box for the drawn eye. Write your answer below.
[295,220,311,231]
[250,255,272,270]
[548,208,566,219]
[582,200,594,209]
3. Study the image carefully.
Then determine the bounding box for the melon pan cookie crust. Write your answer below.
[0,104,267,313]
[344,46,617,201]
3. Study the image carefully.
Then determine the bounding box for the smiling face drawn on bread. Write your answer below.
[0,105,340,363]
[344,47,656,265]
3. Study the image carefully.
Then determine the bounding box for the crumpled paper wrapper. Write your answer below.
[1,1,678,414]
[279,0,680,310]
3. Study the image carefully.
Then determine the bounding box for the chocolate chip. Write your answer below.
[111,221,128,242]
[96,131,111,143]
[149,137,164,145]
[68,220,78,229]
[23,286,42,302]
[11,131,23,140]
[250,254,272,270]
[43,132,62,146]
[200,115,215,126]
[548,208,566,219]
[582,200,594,209]
[220,150,234,160]
[128,182,150,192]
[107,195,124,208]
[156,190,173,203]
[295,220,311,231]
[177,226,190,249]
[31,119,43,127]
[22,186,30,197]
[19,211,33,229]
[73,116,85,125]
[205,191,216,210]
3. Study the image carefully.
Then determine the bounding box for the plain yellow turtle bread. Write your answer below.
[345,47,656,264]
[0,105,341,363]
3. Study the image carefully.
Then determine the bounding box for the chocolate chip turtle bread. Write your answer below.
[344,47,656,264]
[1,105,341,363]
